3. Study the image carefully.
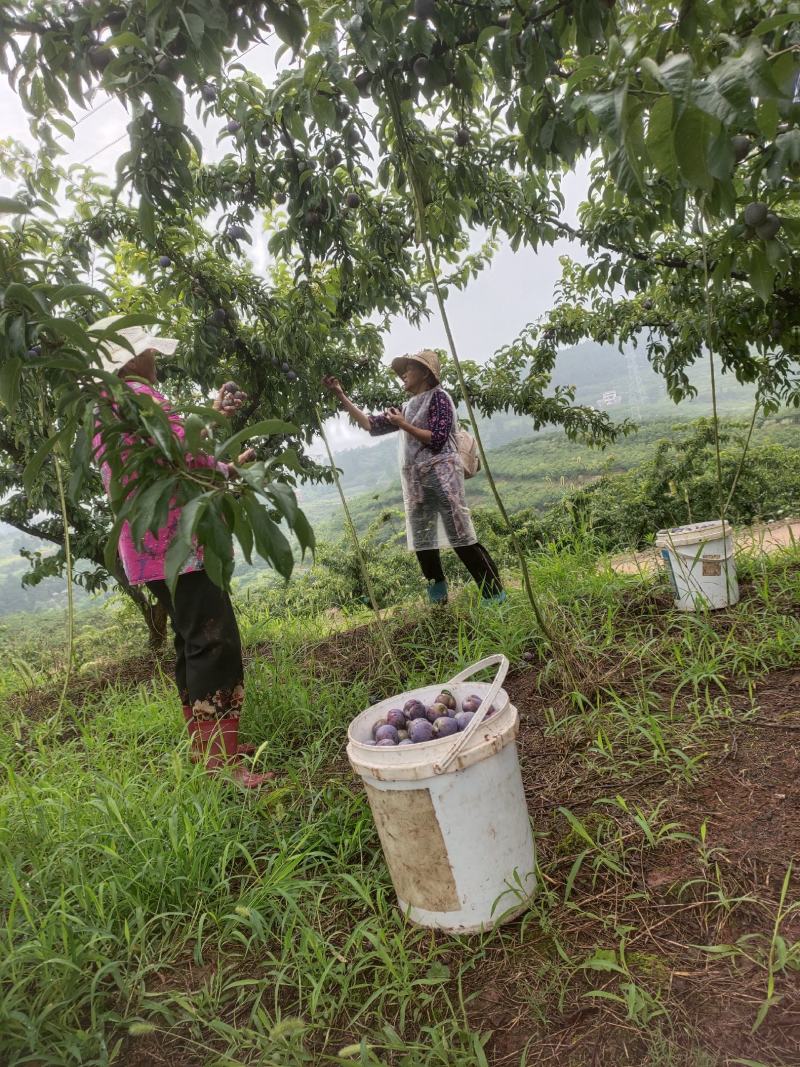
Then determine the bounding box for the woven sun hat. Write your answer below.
[390,348,441,383]
[89,315,179,374]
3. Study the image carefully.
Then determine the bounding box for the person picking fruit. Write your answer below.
[323,350,505,605]
[90,316,271,789]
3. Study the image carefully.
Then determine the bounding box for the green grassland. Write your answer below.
[3,538,800,1065]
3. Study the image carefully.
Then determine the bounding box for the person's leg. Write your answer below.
[416,549,445,582]
[416,549,448,604]
[145,579,187,703]
[170,570,268,786]
[172,570,244,720]
[454,542,505,599]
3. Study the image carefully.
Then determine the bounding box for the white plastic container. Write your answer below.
[346,655,536,933]
[655,520,739,611]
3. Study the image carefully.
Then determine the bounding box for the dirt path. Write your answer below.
[609,517,800,576]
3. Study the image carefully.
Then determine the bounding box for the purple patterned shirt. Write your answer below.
[369,389,453,453]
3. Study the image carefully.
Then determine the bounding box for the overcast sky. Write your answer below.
[1,39,589,454]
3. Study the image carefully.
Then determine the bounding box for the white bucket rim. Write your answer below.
[347,655,517,780]
[655,519,733,549]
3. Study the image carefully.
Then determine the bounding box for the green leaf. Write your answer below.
[104,514,127,574]
[148,80,185,127]
[164,496,206,597]
[67,428,90,503]
[0,357,22,413]
[581,948,625,974]
[231,499,253,564]
[0,197,30,214]
[179,13,205,47]
[215,419,296,461]
[138,198,156,244]
[128,478,177,546]
[674,108,712,189]
[269,1,306,51]
[292,508,315,558]
[23,423,74,495]
[243,494,294,578]
[107,31,147,49]
[4,282,47,314]
[53,283,109,306]
[645,95,675,174]
[748,248,774,303]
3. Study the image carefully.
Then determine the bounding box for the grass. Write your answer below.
[2,539,800,1065]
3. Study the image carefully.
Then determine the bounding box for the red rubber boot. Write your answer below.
[194,717,274,789]
[183,706,256,763]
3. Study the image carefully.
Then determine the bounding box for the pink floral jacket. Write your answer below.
[93,380,229,586]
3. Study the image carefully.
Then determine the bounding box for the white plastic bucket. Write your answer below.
[655,520,739,611]
[346,655,536,933]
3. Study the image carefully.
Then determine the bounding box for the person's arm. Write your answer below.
[385,391,453,450]
[385,408,432,444]
[322,375,385,433]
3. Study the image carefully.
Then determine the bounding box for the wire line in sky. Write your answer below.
[73,37,273,166]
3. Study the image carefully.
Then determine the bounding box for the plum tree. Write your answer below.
[0,0,794,636]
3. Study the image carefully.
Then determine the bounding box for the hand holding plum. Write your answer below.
[214,381,247,415]
[322,374,346,399]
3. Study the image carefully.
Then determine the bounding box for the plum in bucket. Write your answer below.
[426,702,448,723]
[404,699,427,720]
[435,691,457,710]
[433,716,459,738]
[408,719,434,744]
[455,711,474,731]
[386,708,406,729]
[375,724,400,744]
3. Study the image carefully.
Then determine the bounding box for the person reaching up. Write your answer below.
[323,349,505,606]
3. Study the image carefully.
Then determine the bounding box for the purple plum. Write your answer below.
[386,708,406,730]
[435,691,457,710]
[433,716,459,738]
[408,719,434,744]
[426,702,448,723]
[377,738,398,747]
[397,730,409,741]
[455,711,474,731]
[371,718,387,739]
[375,724,400,744]
[461,696,481,714]
[404,699,427,720]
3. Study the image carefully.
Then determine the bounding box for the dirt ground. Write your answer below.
[469,664,800,1066]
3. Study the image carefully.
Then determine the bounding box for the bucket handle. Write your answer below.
[433,654,509,775]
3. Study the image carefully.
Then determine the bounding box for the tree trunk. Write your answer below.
[112,563,170,650]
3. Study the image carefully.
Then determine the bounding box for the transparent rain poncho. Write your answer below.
[399,388,477,552]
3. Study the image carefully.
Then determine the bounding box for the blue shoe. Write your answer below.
[427,580,449,605]
[482,590,507,606]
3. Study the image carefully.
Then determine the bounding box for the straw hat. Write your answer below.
[390,348,441,383]
[89,315,179,374]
